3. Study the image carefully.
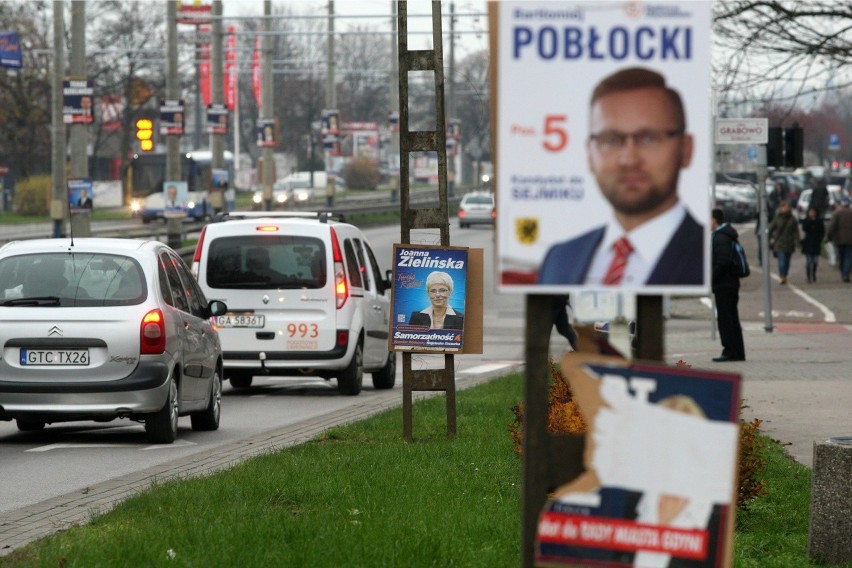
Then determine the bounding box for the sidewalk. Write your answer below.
[664,310,852,469]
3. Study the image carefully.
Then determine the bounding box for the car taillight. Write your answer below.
[459,210,467,218]
[191,226,207,278]
[330,227,348,309]
[141,309,166,354]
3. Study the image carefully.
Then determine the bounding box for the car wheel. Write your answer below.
[16,418,45,432]
[229,372,253,389]
[141,216,152,224]
[337,341,363,396]
[371,350,396,390]
[191,369,221,431]
[145,377,178,444]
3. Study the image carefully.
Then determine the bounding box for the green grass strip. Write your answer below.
[1,374,846,568]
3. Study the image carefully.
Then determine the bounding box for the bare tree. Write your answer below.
[0,1,53,180]
[714,1,852,110]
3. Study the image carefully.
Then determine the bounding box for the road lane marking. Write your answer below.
[459,363,518,375]
[27,439,196,452]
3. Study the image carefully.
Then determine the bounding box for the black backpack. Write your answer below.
[731,240,750,278]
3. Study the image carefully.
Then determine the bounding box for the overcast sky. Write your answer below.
[219,0,488,57]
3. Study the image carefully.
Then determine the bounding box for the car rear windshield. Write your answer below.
[206,236,327,289]
[0,253,146,307]
[466,195,493,205]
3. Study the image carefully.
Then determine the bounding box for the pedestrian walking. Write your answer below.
[810,177,829,220]
[767,200,800,284]
[550,295,577,350]
[800,207,825,283]
[711,208,745,362]
[826,196,852,283]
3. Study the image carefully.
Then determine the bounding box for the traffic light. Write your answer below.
[135,118,154,152]
[766,127,783,168]
[784,126,804,168]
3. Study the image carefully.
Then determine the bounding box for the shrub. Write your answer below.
[508,357,767,509]
[14,174,52,216]
[341,157,380,190]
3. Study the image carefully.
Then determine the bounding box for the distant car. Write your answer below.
[0,238,227,443]
[714,184,758,223]
[796,188,843,221]
[191,211,395,395]
[458,191,495,228]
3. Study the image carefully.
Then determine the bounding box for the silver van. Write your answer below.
[191,212,395,395]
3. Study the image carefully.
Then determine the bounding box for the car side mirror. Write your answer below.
[208,300,227,317]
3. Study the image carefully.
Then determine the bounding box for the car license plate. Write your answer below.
[20,349,90,366]
[216,314,265,328]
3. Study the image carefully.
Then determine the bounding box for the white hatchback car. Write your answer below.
[0,238,227,443]
[191,211,395,395]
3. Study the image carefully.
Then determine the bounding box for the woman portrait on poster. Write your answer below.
[409,271,464,330]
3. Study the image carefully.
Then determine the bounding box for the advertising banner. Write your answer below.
[67,178,93,213]
[537,353,741,567]
[493,1,712,295]
[62,80,94,124]
[159,99,185,135]
[390,245,469,353]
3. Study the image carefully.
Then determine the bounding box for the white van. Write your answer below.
[190,211,394,395]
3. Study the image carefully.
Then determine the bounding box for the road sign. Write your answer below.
[829,134,840,151]
[715,118,768,144]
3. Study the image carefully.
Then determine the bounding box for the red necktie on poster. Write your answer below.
[602,236,633,285]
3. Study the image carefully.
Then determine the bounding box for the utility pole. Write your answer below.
[325,0,336,207]
[389,1,399,203]
[51,1,66,238]
[69,0,90,237]
[165,1,182,249]
[211,0,225,214]
[166,2,179,182]
[261,0,273,210]
[447,1,455,197]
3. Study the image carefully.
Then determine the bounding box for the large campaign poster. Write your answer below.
[537,353,741,567]
[493,2,712,295]
[390,245,468,352]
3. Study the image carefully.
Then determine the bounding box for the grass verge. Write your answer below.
[1,373,841,567]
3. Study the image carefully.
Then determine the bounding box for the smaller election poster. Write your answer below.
[390,245,468,352]
[63,80,94,124]
[67,178,93,213]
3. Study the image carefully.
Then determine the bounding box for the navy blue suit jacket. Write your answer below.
[537,212,705,285]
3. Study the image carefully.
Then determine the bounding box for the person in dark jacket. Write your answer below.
[800,206,825,283]
[711,208,745,362]
[767,199,801,284]
[810,177,829,220]
[827,196,852,282]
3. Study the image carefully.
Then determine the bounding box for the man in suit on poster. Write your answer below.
[537,67,704,286]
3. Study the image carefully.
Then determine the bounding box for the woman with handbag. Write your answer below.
[768,200,801,284]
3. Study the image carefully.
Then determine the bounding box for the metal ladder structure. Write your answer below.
[396,1,456,441]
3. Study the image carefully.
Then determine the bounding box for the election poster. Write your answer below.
[257,118,277,147]
[390,245,468,353]
[159,99,185,135]
[163,181,188,218]
[492,1,713,295]
[67,178,93,213]
[206,104,228,134]
[62,80,94,124]
[536,353,740,567]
